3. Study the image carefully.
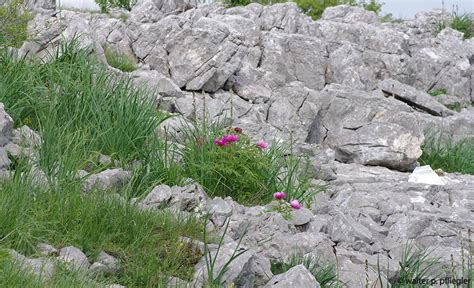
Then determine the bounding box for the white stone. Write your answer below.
[408,165,446,186]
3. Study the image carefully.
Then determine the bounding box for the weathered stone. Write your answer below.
[82,169,131,192]
[9,250,54,279]
[0,103,13,146]
[193,243,273,287]
[37,243,58,257]
[264,264,320,288]
[378,79,453,116]
[290,207,313,226]
[58,246,89,270]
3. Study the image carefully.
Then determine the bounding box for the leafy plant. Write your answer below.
[0,0,30,48]
[271,253,339,287]
[95,0,137,13]
[104,45,138,72]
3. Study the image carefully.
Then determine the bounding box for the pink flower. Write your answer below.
[256,139,269,149]
[234,127,243,133]
[273,192,286,200]
[222,134,238,143]
[289,200,301,210]
[213,138,226,147]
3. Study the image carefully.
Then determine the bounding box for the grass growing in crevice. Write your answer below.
[178,105,321,206]
[419,133,474,175]
[271,254,339,288]
[0,171,203,286]
[428,88,447,97]
[436,12,473,39]
[104,45,138,72]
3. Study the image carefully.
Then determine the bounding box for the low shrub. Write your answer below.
[96,0,137,13]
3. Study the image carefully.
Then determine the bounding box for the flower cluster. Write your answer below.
[273,192,301,210]
[213,127,269,151]
[213,134,238,147]
[270,191,301,220]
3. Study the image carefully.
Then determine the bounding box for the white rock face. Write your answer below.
[408,165,446,186]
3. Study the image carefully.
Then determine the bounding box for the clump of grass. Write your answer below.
[0,38,158,183]
[437,11,473,39]
[393,245,443,287]
[0,0,30,48]
[104,46,137,72]
[178,103,320,206]
[419,133,474,175]
[0,172,203,286]
[270,254,338,287]
[428,88,447,97]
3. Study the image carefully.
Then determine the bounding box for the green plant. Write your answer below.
[202,215,248,287]
[271,253,339,287]
[104,46,138,72]
[0,171,203,286]
[436,12,473,39]
[393,245,443,287]
[221,0,383,20]
[419,133,474,175]
[179,105,321,205]
[0,0,30,48]
[0,38,161,183]
[428,88,447,97]
[361,0,383,15]
[95,0,137,13]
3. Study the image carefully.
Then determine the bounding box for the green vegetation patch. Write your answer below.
[0,0,30,48]
[419,133,474,175]
[104,45,138,72]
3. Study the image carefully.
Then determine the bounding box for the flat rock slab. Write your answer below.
[378,79,453,117]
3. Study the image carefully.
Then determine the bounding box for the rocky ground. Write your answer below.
[1,0,473,287]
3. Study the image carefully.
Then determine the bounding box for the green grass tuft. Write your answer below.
[437,12,473,39]
[419,133,474,175]
[271,254,338,288]
[427,88,447,97]
[104,46,138,72]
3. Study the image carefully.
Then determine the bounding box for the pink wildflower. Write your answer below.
[289,200,301,210]
[213,138,226,147]
[273,192,286,200]
[222,134,238,143]
[234,127,243,133]
[256,140,269,149]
